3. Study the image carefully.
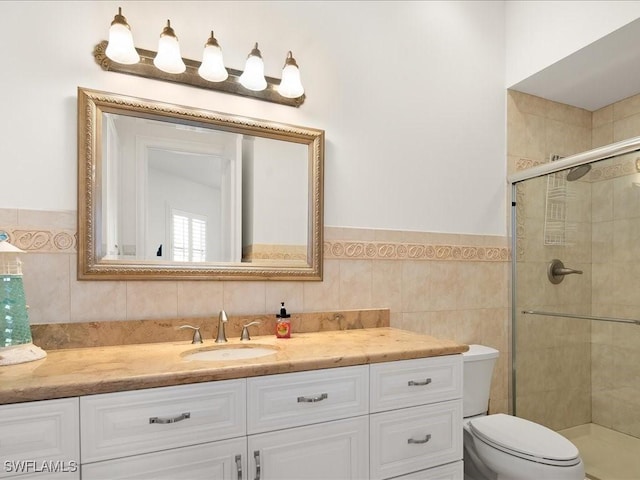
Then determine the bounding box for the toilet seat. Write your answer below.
[468,414,581,467]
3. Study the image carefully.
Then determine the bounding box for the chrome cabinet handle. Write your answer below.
[253,450,261,480]
[408,378,432,386]
[297,393,328,403]
[408,434,432,444]
[235,454,242,480]
[149,412,191,424]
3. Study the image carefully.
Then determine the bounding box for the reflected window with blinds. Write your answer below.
[171,210,207,262]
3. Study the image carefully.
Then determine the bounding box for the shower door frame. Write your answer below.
[507,133,640,415]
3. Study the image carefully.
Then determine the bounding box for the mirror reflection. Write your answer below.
[101,113,308,264]
[78,87,324,280]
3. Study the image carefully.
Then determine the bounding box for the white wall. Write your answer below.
[251,137,308,246]
[505,1,640,88]
[0,1,507,236]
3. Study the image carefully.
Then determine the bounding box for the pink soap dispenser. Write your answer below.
[275,302,291,338]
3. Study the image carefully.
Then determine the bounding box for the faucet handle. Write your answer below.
[240,321,261,341]
[179,325,203,344]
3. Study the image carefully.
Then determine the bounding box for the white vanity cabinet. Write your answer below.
[0,398,80,479]
[369,355,463,480]
[246,365,370,479]
[1,352,463,480]
[79,379,246,480]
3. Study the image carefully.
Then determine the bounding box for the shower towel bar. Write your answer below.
[522,310,640,326]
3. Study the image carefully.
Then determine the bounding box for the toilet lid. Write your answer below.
[469,414,580,465]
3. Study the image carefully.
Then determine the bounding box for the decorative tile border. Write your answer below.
[243,243,307,261]
[515,155,640,183]
[1,218,510,263]
[0,224,510,262]
[323,241,509,261]
[590,154,639,182]
[515,158,544,170]
[1,227,77,253]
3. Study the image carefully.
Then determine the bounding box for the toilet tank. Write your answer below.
[463,344,499,417]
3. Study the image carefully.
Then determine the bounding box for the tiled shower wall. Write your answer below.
[590,99,640,438]
[508,90,593,430]
[510,89,640,435]
[0,209,510,414]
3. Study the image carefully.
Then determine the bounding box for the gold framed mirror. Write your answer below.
[77,87,324,280]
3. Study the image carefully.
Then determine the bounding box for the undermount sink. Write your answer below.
[181,345,278,362]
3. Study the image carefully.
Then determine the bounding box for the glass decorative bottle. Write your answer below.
[0,235,46,365]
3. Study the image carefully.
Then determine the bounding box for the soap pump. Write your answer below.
[275,302,291,338]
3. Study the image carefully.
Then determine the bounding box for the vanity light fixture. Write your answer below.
[153,20,186,74]
[238,43,268,91]
[104,7,140,65]
[198,31,228,82]
[98,7,305,107]
[278,51,304,99]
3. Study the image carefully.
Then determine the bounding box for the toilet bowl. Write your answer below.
[462,345,585,480]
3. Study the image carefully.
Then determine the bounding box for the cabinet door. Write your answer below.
[248,416,369,480]
[81,437,247,480]
[0,398,79,479]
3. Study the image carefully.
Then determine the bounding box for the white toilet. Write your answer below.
[462,345,585,480]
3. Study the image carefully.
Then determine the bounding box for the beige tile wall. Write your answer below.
[0,211,511,413]
[508,90,593,430]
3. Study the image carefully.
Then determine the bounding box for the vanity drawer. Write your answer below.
[370,355,462,413]
[80,379,246,463]
[0,398,79,479]
[247,365,369,434]
[391,460,463,480]
[369,399,462,480]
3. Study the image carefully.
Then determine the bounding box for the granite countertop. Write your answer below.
[0,327,468,405]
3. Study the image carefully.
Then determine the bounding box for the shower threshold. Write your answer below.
[559,423,640,480]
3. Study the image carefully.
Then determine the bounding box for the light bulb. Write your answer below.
[153,20,186,74]
[239,43,267,91]
[198,31,228,82]
[277,51,304,98]
[105,7,140,65]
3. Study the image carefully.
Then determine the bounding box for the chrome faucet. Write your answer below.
[215,310,229,343]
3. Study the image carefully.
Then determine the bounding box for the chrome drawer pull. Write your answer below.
[408,378,432,387]
[297,393,328,403]
[235,454,242,480]
[408,434,432,445]
[253,450,261,480]
[149,412,191,424]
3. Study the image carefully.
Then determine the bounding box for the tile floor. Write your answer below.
[560,423,640,480]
